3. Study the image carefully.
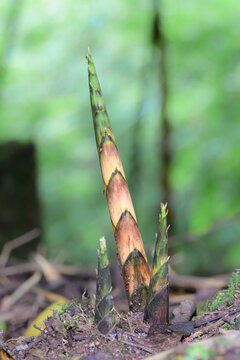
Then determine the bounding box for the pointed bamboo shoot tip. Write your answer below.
[159,202,168,221]
[86,47,92,62]
[160,202,167,212]
[99,236,106,252]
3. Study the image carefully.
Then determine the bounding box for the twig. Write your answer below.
[0,271,41,311]
[34,254,61,283]
[0,276,19,288]
[169,268,230,290]
[0,311,15,322]
[126,315,134,333]
[33,324,43,332]
[0,262,36,276]
[55,264,96,278]
[0,228,40,267]
[120,338,155,354]
[194,308,240,329]
[193,318,225,338]
[0,262,96,278]
[114,308,133,333]
[170,294,196,305]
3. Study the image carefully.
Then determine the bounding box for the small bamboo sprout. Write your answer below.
[95,237,117,334]
[87,49,150,310]
[144,203,169,324]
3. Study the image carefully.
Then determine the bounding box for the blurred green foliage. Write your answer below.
[175,344,215,360]
[206,271,240,311]
[0,0,239,274]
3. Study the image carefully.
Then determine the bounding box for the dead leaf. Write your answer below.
[0,347,14,360]
[24,299,69,338]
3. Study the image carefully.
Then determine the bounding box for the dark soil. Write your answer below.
[1,300,152,360]
[1,295,240,360]
[0,268,239,360]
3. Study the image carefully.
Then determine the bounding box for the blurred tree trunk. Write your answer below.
[152,0,174,234]
[0,142,41,259]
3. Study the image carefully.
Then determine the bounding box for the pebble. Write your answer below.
[16,344,28,351]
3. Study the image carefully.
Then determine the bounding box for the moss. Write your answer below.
[206,272,240,312]
[196,301,207,315]
[228,271,240,292]
[222,315,240,330]
[60,353,69,358]
[56,303,71,320]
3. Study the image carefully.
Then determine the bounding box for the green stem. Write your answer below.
[87,48,113,151]
[144,203,169,324]
[95,237,117,334]
[87,49,150,309]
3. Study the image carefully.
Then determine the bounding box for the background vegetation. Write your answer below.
[1,0,239,275]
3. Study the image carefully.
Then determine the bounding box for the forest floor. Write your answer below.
[0,252,239,360]
[1,292,240,360]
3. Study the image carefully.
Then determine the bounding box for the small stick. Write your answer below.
[0,311,15,322]
[119,339,155,354]
[0,262,96,278]
[0,263,37,276]
[170,294,196,305]
[0,228,40,267]
[169,270,230,291]
[194,308,240,329]
[126,314,134,333]
[0,271,42,311]
[34,254,62,283]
